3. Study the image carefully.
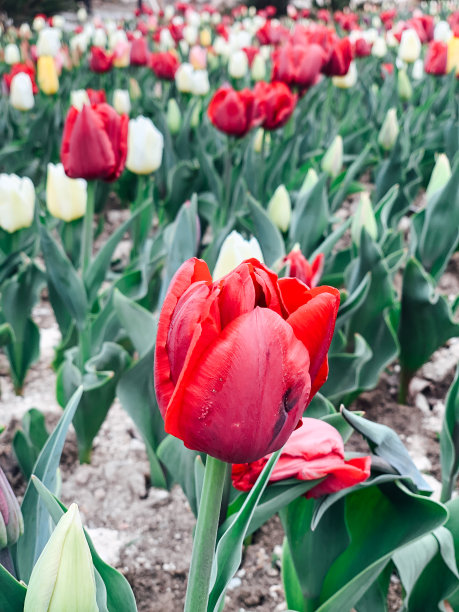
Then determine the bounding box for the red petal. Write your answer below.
[165,307,311,463]
[154,258,212,416]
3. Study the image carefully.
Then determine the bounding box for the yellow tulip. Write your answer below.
[447,36,459,76]
[37,56,59,95]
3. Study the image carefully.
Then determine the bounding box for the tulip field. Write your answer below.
[0,1,459,610]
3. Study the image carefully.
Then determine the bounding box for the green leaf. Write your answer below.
[289,175,330,256]
[0,322,14,346]
[316,481,448,612]
[84,203,147,304]
[13,387,83,582]
[398,258,459,374]
[341,407,431,492]
[31,477,137,612]
[282,537,306,612]
[207,449,282,611]
[440,365,459,502]
[13,408,49,480]
[40,225,88,331]
[331,144,371,212]
[246,194,285,266]
[0,563,26,612]
[335,273,371,329]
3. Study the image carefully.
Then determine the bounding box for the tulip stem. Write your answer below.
[81,180,96,275]
[184,455,228,612]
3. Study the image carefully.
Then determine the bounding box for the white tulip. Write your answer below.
[183,25,198,46]
[398,29,421,63]
[378,108,399,151]
[32,15,46,32]
[175,62,194,93]
[10,72,35,111]
[159,28,175,50]
[332,61,358,89]
[213,231,264,280]
[53,16,65,29]
[37,28,61,57]
[0,174,35,233]
[267,185,292,232]
[190,70,210,96]
[251,53,266,81]
[70,90,90,110]
[228,50,248,79]
[92,27,107,48]
[126,116,164,174]
[371,37,387,58]
[4,44,20,65]
[46,164,87,222]
[434,21,452,42]
[19,23,32,38]
[77,7,88,22]
[109,29,127,50]
[113,89,131,115]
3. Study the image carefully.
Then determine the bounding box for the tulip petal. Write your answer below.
[165,307,311,463]
[306,456,371,498]
[155,258,212,416]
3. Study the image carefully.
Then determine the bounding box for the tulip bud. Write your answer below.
[332,61,358,89]
[425,154,452,201]
[251,53,266,81]
[33,15,46,32]
[129,77,142,101]
[23,503,98,612]
[77,7,88,22]
[46,163,87,222]
[213,230,264,280]
[267,185,292,233]
[126,116,164,175]
[447,37,459,77]
[0,468,24,550]
[175,62,194,93]
[113,89,131,115]
[190,99,201,128]
[228,49,249,79]
[37,56,59,95]
[398,29,421,63]
[167,99,182,134]
[19,23,32,39]
[183,24,198,46]
[0,173,35,233]
[371,37,387,58]
[4,43,20,64]
[378,108,399,151]
[253,128,270,153]
[200,28,212,47]
[70,89,90,110]
[321,135,343,178]
[300,168,319,195]
[397,69,412,101]
[10,73,35,111]
[159,28,175,50]
[351,192,378,246]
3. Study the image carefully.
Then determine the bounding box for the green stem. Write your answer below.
[398,366,413,405]
[81,180,96,276]
[130,174,149,260]
[184,455,228,612]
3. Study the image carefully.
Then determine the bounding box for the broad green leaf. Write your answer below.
[246,194,285,266]
[13,408,49,480]
[13,387,83,582]
[331,144,371,212]
[440,365,459,502]
[289,175,330,256]
[282,537,306,612]
[341,407,430,492]
[0,562,26,612]
[398,258,459,374]
[40,225,88,330]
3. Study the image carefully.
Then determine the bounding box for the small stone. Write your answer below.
[415,393,430,415]
[162,562,176,572]
[94,488,105,501]
[227,577,242,590]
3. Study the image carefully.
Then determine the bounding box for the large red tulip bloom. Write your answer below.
[424,40,448,75]
[322,38,353,77]
[207,86,263,137]
[149,51,180,80]
[61,103,128,182]
[154,258,340,463]
[232,418,371,497]
[254,81,297,131]
[272,43,325,91]
[89,46,114,73]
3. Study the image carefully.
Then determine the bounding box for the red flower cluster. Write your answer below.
[61,103,128,182]
[154,258,340,463]
[232,418,371,498]
[208,82,297,137]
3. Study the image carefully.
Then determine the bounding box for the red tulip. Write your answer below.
[149,51,180,80]
[86,88,107,104]
[130,37,149,66]
[283,249,324,288]
[354,37,372,57]
[154,258,340,463]
[424,40,448,75]
[253,81,297,131]
[232,417,371,497]
[322,38,353,76]
[3,63,38,94]
[272,43,324,91]
[207,86,263,137]
[61,103,128,182]
[89,46,114,73]
[317,9,331,23]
